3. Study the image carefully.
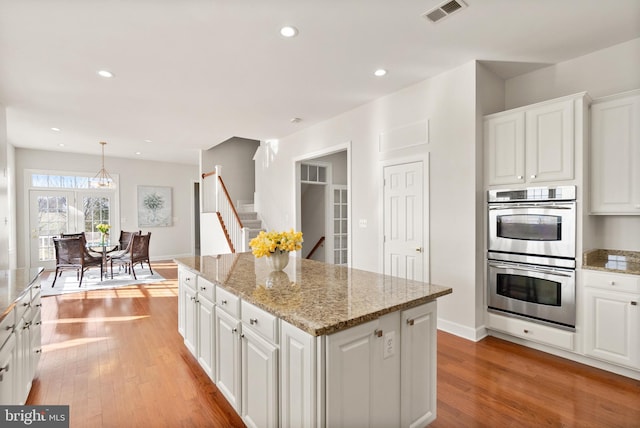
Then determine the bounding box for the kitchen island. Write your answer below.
[175,253,452,428]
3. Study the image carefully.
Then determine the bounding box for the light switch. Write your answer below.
[359,219,367,228]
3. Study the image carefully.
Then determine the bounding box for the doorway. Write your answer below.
[295,146,350,266]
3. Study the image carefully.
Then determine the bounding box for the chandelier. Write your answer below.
[94,141,114,188]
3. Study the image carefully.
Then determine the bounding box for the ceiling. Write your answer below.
[1,0,639,165]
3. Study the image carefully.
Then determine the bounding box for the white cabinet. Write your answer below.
[183,281,198,356]
[485,95,582,186]
[590,91,640,214]
[215,304,241,411]
[197,294,215,380]
[401,301,437,428]
[241,325,278,428]
[0,312,16,404]
[178,267,196,336]
[583,270,640,369]
[280,321,317,428]
[327,309,427,428]
[487,312,575,351]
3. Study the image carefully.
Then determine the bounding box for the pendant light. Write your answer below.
[94,141,113,188]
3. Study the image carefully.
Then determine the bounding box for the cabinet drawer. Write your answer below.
[583,270,640,294]
[180,268,197,289]
[0,309,14,349]
[14,291,31,321]
[241,300,278,344]
[197,277,215,303]
[216,286,240,318]
[488,312,574,351]
[26,291,41,322]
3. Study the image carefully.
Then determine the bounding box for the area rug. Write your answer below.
[40,265,166,297]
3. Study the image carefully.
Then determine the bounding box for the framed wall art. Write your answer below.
[138,185,172,227]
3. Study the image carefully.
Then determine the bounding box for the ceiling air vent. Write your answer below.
[423,0,467,23]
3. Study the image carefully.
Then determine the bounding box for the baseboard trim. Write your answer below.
[437,318,487,342]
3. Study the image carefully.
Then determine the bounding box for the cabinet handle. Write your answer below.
[200,287,206,291]
[5,325,14,331]
[185,277,191,282]
[632,302,637,306]
[240,334,245,338]
[249,318,258,325]
[517,175,523,180]
[0,363,9,382]
[523,329,529,334]
[221,299,227,305]
[406,319,414,326]
[530,174,536,179]
[374,329,383,338]
[34,285,41,290]
[35,304,42,308]
[195,299,200,304]
[609,281,616,286]
[35,349,42,354]
[232,328,237,333]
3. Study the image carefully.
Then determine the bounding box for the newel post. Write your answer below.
[215,164,222,212]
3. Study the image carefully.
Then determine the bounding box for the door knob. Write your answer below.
[415,247,423,253]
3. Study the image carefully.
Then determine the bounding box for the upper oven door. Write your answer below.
[488,201,576,258]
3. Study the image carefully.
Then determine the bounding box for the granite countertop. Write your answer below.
[583,249,640,276]
[175,253,452,336]
[0,267,44,322]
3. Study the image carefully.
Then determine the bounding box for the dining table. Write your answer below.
[87,241,119,279]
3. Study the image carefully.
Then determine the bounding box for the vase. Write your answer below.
[101,233,107,245]
[266,250,290,272]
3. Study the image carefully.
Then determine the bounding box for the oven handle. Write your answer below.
[488,203,573,210]
[488,262,574,278]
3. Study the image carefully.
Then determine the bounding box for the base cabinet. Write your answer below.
[197,295,215,380]
[241,326,278,428]
[401,302,437,428]
[215,307,241,411]
[583,270,640,369]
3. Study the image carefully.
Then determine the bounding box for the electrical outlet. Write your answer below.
[359,219,367,228]
[383,331,395,359]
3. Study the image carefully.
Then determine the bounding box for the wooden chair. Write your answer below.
[51,236,103,287]
[107,230,141,277]
[61,231,102,257]
[110,232,152,280]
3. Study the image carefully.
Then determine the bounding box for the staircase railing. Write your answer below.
[202,165,248,253]
[306,236,325,259]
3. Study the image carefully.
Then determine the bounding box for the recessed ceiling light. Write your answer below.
[97,70,114,78]
[290,117,302,123]
[58,143,65,147]
[51,127,61,132]
[144,139,152,143]
[135,152,142,155]
[374,69,387,77]
[280,26,298,37]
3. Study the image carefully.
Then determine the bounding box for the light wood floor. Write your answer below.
[27,261,640,427]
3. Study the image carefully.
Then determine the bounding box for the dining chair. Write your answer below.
[51,236,103,287]
[107,230,141,277]
[110,232,152,280]
[60,232,101,257]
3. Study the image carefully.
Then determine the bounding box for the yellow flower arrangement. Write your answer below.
[249,229,303,258]
[96,223,111,234]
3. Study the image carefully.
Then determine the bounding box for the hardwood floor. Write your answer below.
[27,261,639,427]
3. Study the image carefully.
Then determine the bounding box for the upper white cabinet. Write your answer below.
[590,90,640,214]
[485,94,585,186]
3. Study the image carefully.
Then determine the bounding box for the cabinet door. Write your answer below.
[591,93,640,214]
[584,287,639,369]
[401,301,437,428]
[197,296,215,380]
[280,321,317,428]
[183,284,197,356]
[485,111,525,185]
[525,99,574,183]
[215,308,241,411]
[0,333,16,404]
[326,319,377,428]
[241,326,278,428]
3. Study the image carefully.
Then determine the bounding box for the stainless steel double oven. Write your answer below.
[487,186,577,330]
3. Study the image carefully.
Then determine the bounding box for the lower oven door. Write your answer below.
[488,260,576,328]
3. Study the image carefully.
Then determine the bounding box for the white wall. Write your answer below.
[255,61,481,337]
[15,148,198,267]
[506,38,640,251]
[0,103,8,268]
[201,137,259,205]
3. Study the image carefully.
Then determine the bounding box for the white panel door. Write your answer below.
[241,326,278,428]
[215,308,241,411]
[383,162,424,281]
[197,295,215,380]
[485,111,525,185]
[29,190,74,269]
